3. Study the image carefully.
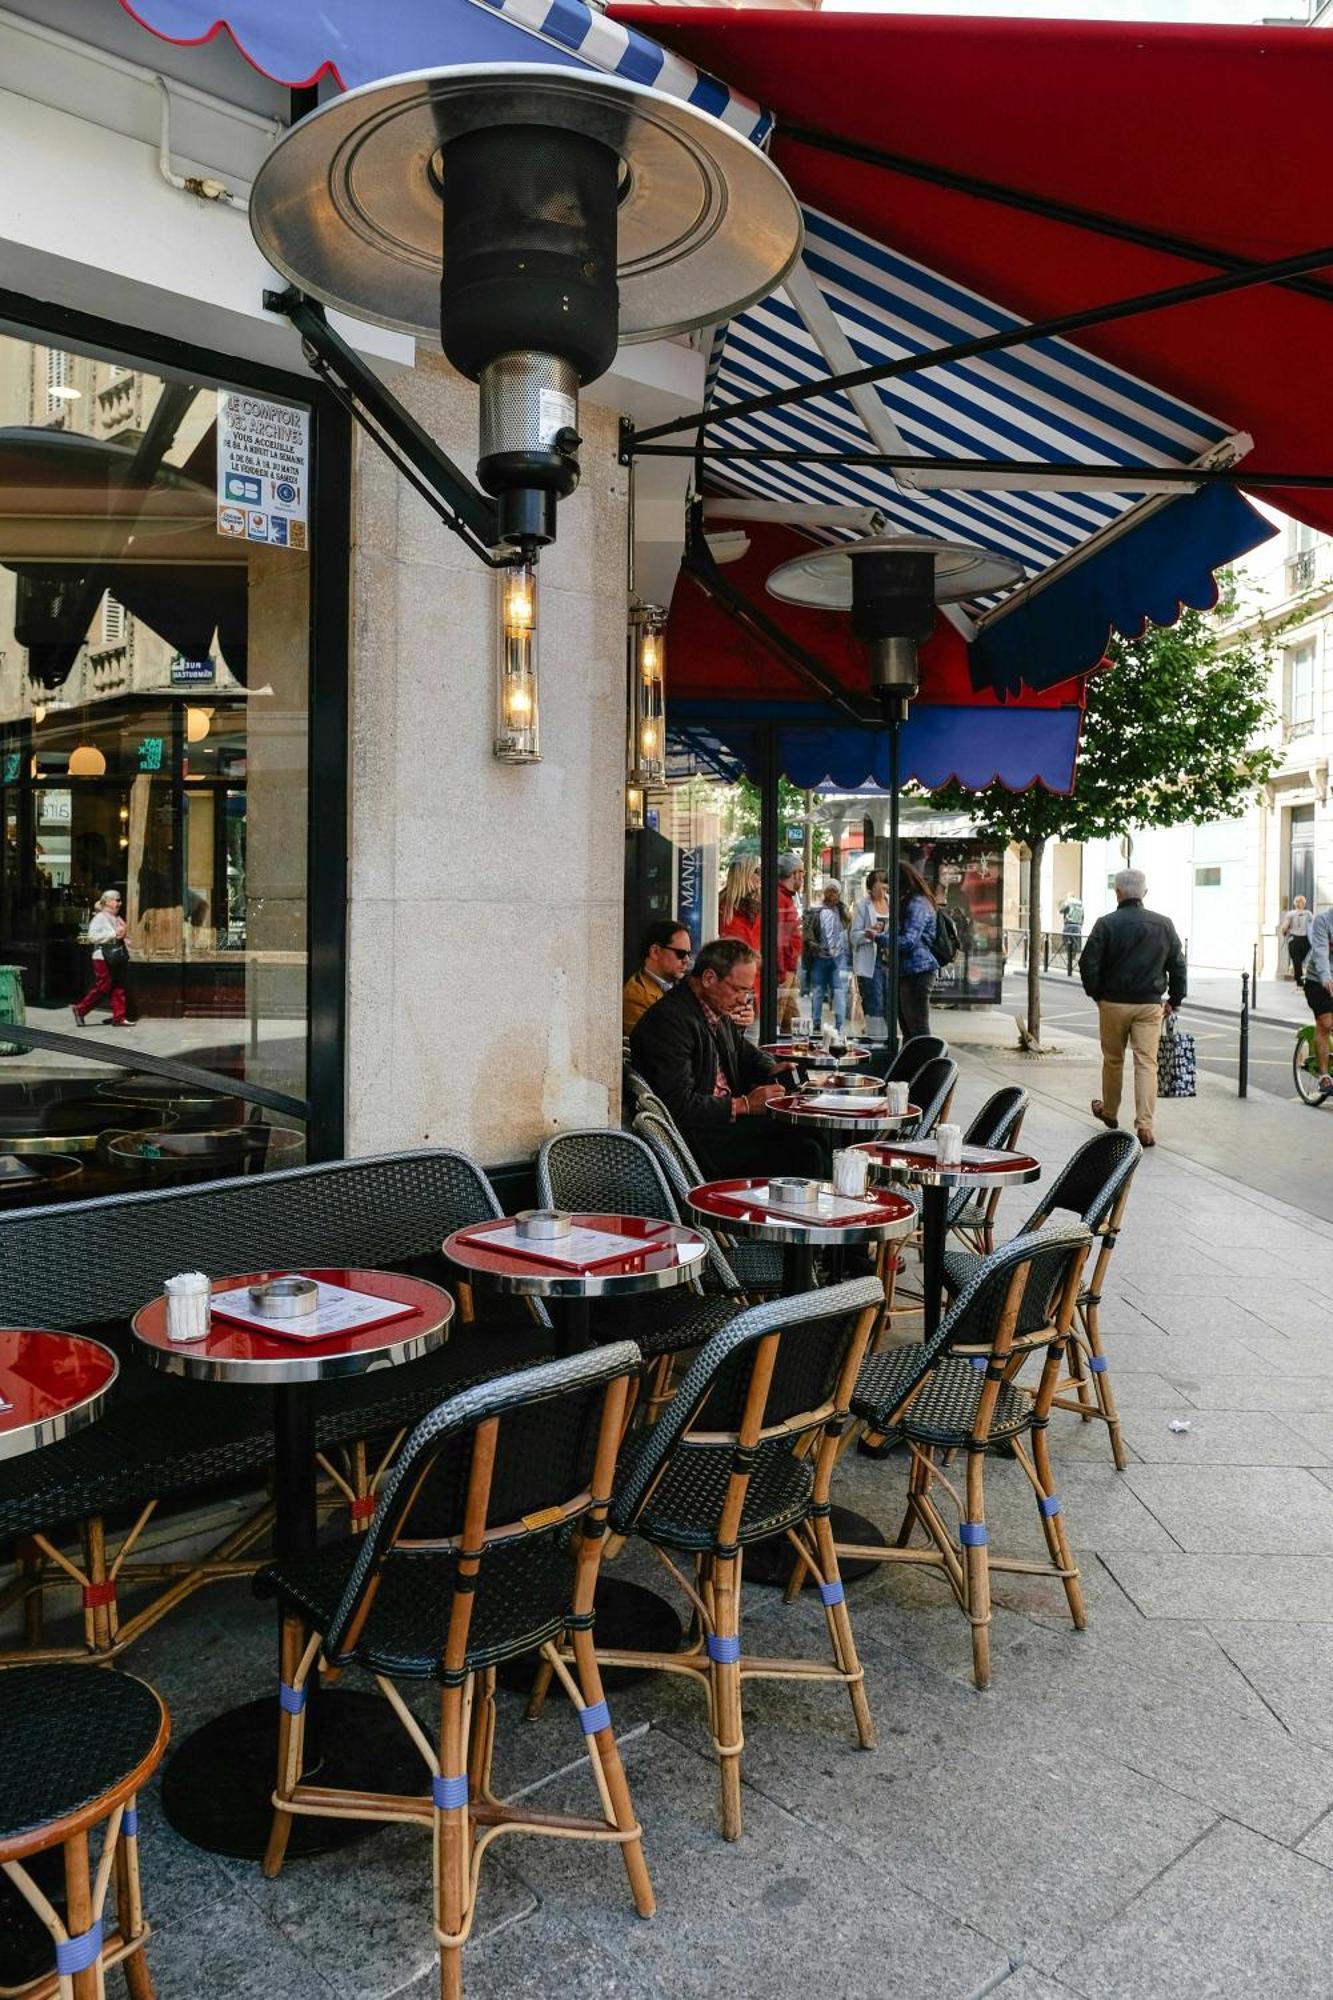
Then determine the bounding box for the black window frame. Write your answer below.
[0,281,351,1160]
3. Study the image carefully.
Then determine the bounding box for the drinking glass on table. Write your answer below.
[794,1013,813,1041]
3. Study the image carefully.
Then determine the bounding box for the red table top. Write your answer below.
[0,1330,118,1459]
[443,1213,707,1292]
[760,1042,869,1062]
[132,1268,454,1379]
[770,1091,915,1123]
[688,1177,917,1239]
[859,1141,1041,1181]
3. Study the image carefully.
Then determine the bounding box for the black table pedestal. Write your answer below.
[920,1182,948,1342]
[743,1506,889,1589]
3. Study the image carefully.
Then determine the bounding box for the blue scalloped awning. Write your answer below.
[668,701,1082,794]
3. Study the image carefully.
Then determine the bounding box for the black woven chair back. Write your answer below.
[609,1278,883,1536]
[909,1056,959,1138]
[0,1148,505,1332]
[944,1221,1092,1357]
[631,1110,704,1204]
[964,1086,1028,1150]
[322,1342,641,1680]
[538,1128,682,1225]
[886,1035,948,1085]
[1026,1130,1140,1233]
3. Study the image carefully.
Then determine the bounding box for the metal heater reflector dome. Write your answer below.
[766,534,1025,610]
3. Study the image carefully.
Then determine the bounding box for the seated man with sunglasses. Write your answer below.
[629,937,821,1179]
[622,918,695,1034]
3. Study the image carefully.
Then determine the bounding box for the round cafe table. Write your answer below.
[856,1141,1041,1342]
[133,1267,453,1861]
[0,1330,118,1986]
[769,1090,917,1137]
[0,1328,117,1462]
[760,1040,870,1072]
[444,1214,709,1678]
[684,1177,916,1585]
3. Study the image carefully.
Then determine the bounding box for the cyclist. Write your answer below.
[1303,905,1333,1100]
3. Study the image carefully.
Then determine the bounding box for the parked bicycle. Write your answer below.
[1293,1023,1331,1106]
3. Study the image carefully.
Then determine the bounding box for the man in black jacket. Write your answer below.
[1079,869,1187,1147]
[629,938,823,1178]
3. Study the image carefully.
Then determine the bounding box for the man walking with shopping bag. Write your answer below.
[1080,868,1187,1148]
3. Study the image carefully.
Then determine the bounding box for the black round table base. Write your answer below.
[496,1578,685,1694]
[160,1691,425,1860]
[743,1506,889,1588]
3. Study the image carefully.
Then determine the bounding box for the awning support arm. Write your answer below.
[640,448,1333,492]
[681,498,873,726]
[264,288,505,567]
[628,240,1333,447]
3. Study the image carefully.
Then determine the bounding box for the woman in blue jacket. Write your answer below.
[897,861,938,1039]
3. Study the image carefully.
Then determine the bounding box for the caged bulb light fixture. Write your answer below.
[625,603,666,827]
[495,560,540,763]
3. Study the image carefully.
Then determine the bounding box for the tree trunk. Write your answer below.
[1026,836,1045,1047]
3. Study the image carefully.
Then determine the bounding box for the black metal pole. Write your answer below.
[887,718,901,1057]
[760,723,780,1043]
[1238,970,1250,1100]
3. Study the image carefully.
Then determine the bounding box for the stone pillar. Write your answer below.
[346,353,627,1162]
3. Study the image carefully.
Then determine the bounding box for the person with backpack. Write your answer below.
[897,860,942,1038]
[805,879,851,1034]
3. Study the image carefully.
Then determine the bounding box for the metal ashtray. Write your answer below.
[768,1176,821,1209]
[802,1072,882,1094]
[515,1209,573,1241]
[248,1276,320,1317]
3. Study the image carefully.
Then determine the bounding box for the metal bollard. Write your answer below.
[1238,971,1250,1100]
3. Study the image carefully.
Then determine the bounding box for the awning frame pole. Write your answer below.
[760,723,780,1044]
[633,447,1333,492]
[628,240,1333,447]
[887,716,901,1061]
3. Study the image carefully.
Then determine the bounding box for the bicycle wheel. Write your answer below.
[1293,1026,1324,1105]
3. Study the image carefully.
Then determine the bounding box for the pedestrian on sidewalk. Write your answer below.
[1302,905,1333,1099]
[1079,868,1186,1148]
[1279,895,1314,982]
[71,888,130,1028]
[805,879,850,1033]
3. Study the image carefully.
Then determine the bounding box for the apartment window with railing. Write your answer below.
[100,594,125,647]
[1284,640,1317,738]
[1288,519,1319,595]
[44,347,74,417]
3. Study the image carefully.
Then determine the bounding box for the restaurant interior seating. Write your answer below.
[255,1343,652,2000]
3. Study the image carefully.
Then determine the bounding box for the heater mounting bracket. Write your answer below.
[264,288,507,567]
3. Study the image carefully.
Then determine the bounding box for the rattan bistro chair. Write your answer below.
[538,1278,883,1841]
[0,1663,168,2000]
[537,1129,745,1361]
[631,1109,786,1299]
[946,1087,1030,1255]
[904,1056,958,1140]
[255,1345,651,2000]
[845,1224,1093,1688]
[941,1130,1141,1470]
[884,1034,948,1086]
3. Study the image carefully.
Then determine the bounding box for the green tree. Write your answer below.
[928,606,1278,1046]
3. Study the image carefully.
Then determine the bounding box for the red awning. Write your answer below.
[613,8,1333,535]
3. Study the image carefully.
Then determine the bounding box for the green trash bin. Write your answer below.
[0,965,27,1057]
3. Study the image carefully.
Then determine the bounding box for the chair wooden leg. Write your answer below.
[1064,1335,1096,1420]
[962,1451,992,1691]
[810,1514,874,1751]
[81,1517,116,1655]
[568,1627,655,1917]
[523,1652,556,1722]
[895,1448,929,1547]
[1030,1428,1086,1631]
[62,1829,98,2000]
[435,1681,472,2000]
[18,1539,45,1646]
[1082,1302,1128,1471]
[116,1797,154,2000]
[707,1553,745,1841]
[262,1613,308,1879]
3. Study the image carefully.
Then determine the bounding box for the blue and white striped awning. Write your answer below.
[117,0,769,137]
[704,203,1256,625]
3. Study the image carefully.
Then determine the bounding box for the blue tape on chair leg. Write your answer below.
[55,1922,103,1976]
[959,1522,988,1547]
[278,1681,307,1714]
[431,1773,470,1811]
[1088,1355,1108,1374]
[121,1807,139,1838]
[706,1633,742,1665]
[1039,1494,1062,1517]
[969,1354,987,1371]
[579,1699,611,1736]
[817,1579,846,1607]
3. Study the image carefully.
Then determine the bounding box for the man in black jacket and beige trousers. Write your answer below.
[1079,869,1187,1149]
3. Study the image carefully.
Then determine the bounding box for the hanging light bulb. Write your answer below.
[185,707,212,744]
[494,561,540,763]
[68,743,106,777]
[625,602,666,826]
[625,781,645,832]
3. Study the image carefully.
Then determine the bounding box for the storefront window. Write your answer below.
[0,326,315,1192]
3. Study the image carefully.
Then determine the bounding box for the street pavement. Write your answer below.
[45,1002,1330,2000]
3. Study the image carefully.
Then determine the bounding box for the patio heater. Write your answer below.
[768,535,1022,1049]
[249,63,801,739]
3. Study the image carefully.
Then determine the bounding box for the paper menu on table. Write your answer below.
[0,1395,12,1414]
[741,1184,890,1224]
[209,1278,416,1341]
[466,1224,664,1270]
[804,1094,888,1112]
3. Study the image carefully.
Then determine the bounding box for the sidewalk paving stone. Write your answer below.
[1121,1465,1333,1554]
[1103,1553,1333,1622]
